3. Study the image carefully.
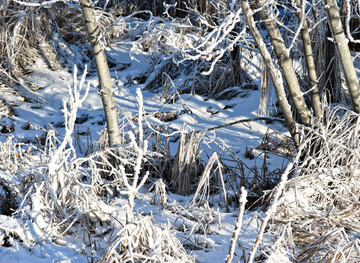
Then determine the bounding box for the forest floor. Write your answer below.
[1,20,360,262]
[0,41,293,263]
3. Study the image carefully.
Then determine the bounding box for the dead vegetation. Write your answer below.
[100,217,195,263]
[0,0,124,96]
[0,69,196,262]
[0,64,286,262]
[1,1,360,262]
[143,55,257,101]
[0,0,256,107]
[262,106,360,262]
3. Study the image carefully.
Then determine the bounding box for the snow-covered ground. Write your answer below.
[0,38,292,263]
[2,2,360,261]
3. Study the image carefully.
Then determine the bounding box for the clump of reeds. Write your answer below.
[171,128,203,195]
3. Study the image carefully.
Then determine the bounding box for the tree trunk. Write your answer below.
[256,0,313,127]
[295,0,322,119]
[325,0,360,113]
[80,0,122,147]
[241,0,300,146]
[324,27,343,104]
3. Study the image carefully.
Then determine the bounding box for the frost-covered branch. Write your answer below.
[345,0,360,44]
[120,2,249,76]
[20,65,94,241]
[119,88,149,223]
[12,0,79,7]
[226,187,247,263]
[48,65,89,176]
[175,3,248,75]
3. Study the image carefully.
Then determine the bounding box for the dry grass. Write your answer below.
[0,0,125,93]
[257,128,296,157]
[100,217,194,263]
[263,106,360,262]
[171,128,204,195]
[3,2,351,262]
[0,137,33,174]
[149,178,168,206]
[144,53,257,101]
[1,0,256,103]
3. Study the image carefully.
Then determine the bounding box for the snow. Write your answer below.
[0,36,290,262]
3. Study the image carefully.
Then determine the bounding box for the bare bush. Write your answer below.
[15,66,116,241]
[116,2,257,100]
[144,54,256,100]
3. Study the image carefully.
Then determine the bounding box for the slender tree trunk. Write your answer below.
[256,0,313,127]
[241,0,300,146]
[80,0,122,146]
[325,0,360,113]
[311,0,342,104]
[324,27,343,104]
[295,0,322,119]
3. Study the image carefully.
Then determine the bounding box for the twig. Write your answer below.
[198,117,286,133]
[226,187,247,263]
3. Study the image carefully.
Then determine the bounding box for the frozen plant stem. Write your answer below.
[295,0,322,119]
[48,65,89,178]
[121,89,149,223]
[226,187,247,263]
[32,65,90,238]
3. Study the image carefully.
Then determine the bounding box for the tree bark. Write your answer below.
[324,27,343,104]
[241,0,300,146]
[80,0,122,147]
[325,0,360,113]
[256,0,313,127]
[295,0,322,119]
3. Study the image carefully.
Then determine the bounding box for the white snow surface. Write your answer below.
[0,43,290,262]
